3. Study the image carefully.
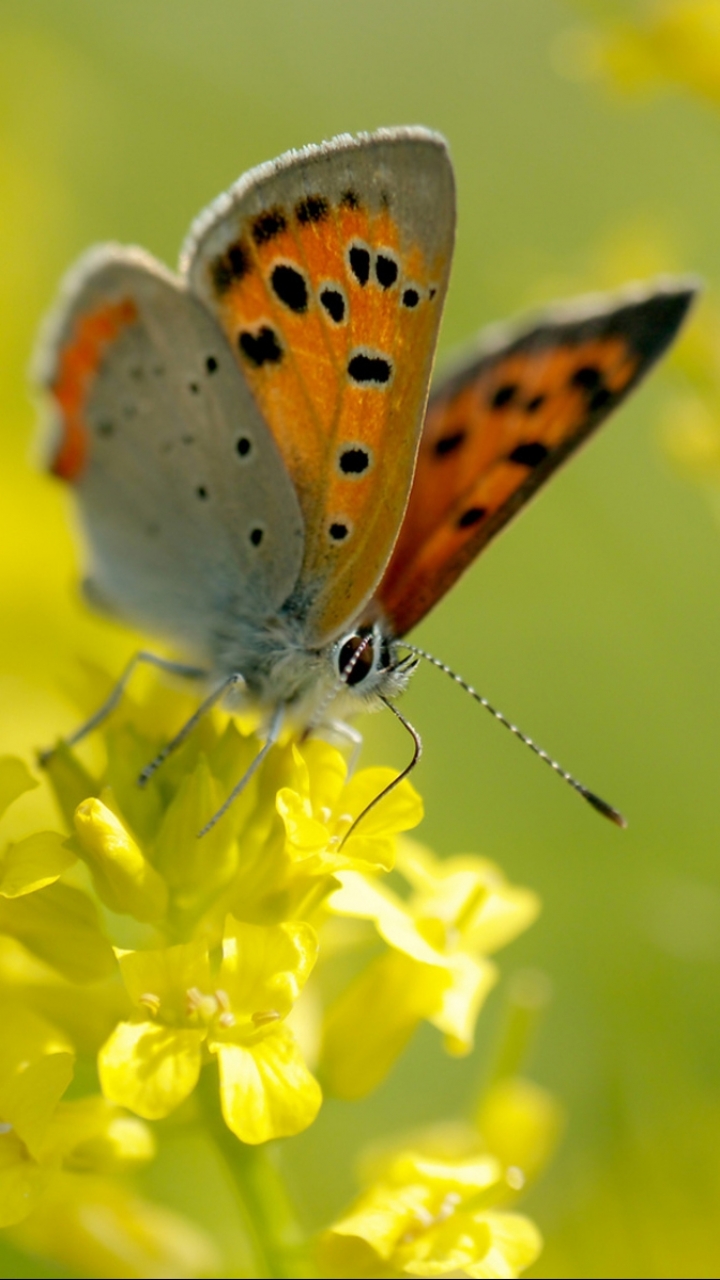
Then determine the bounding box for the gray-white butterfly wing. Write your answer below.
[36,246,304,666]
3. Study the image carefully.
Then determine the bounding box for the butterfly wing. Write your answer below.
[183,127,455,645]
[36,246,304,663]
[372,279,698,637]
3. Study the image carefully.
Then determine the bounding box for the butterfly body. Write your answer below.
[36,128,697,779]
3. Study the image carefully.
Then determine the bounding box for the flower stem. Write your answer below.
[198,1065,314,1278]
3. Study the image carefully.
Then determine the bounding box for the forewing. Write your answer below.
[36,246,304,661]
[184,127,455,644]
[372,279,698,637]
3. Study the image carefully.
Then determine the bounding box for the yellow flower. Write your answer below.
[565,1,720,110]
[320,839,539,1097]
[0,686,549,1274]
[319,1150,542,1278]
[99,915,321,1143]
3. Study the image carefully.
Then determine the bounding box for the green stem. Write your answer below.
[197,1065,314,1278]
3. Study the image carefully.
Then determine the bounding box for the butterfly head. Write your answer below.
[331,622,413,704]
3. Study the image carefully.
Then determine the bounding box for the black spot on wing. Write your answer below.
[491,383,518,409]
[205,356,218,374]
[252,208,287,245]
[236,436,252,458]
[196,485,208,500]
[296,195,329,224]
[434,429,466,458]
[375,253,398,289]
[211,240,250,293]
[271,264,308,313]
[571,365,602,391]
[509,441,549,467]
[347,351,392,386]
[320,287,346,324]
[457,507,487,529]
[402,288,420,309]
[249,527,264,546]
[349,245,371,286]
[329,521,349,542]
[239,326,283,367]
[526,394,545,413]
[341,189,360,209]
[339,446,370,475]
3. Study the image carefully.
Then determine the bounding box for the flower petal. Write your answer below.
[220,917,318,1017]
[0,883,116,983]
[428,953,498,1055]
[1,1051,74,1160]
[0,831,75,898]
[213,1024,321,1143]
[116,939,210,1016]
[98,1021,204,1119]
[321,951,450,1099]
[10,1170,221,1278]
[0,1131,47,1228]
[463,1210,542,1278]
[0,757,38,823]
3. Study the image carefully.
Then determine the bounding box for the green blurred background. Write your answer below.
[2,1,719,1275]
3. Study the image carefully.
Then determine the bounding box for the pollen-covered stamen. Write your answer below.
[399,1192,462,1244]
[139,992,161,1016]
[252,1009,282,1027]
[186,987,235,1025]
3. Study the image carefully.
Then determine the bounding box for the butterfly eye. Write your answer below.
[336,630,376,687]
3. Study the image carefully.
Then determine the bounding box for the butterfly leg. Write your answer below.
[38,650,208,765]
[198,704,284,838]
[138,672,246,788]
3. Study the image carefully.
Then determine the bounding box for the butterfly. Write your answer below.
[36,127,697,831]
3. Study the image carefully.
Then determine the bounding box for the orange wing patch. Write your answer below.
[204,192,445,637]
[373,283,697,637]
[49,298,137,481]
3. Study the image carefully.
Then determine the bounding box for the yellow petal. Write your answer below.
[277,787,329,854]
[220,917,318,1017]
[321,951,449,1099]
[0,1003,73,1087]
[213,1024,321,1143]
[0,882,116,983]
[0,756,38,822]
[10,1170,221,1279]
[0,1131,47,1228]
[464,1210,542,1278]
[98,1021,205,1119]
[429,953,498,1056]
[44,1095,155,1171]
[152,755,237,902]
[1,1051,74,1160]
[116,939,210,1016]
[0,831,75,898]
[74,797,167,922]
[329,873,448,966]
[342,768,424,840]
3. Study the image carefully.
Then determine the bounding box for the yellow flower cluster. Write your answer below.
[0,679,553,1276]
[561,2,720,109]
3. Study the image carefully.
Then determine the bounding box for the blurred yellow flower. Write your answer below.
[320,839,539,1097]
[319,1149,542,1279]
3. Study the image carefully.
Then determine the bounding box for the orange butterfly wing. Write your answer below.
[184,129,455,644]
[373,281,698,637]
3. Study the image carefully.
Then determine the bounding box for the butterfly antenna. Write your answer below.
[402,643,626,828]
[339,697,422,849]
